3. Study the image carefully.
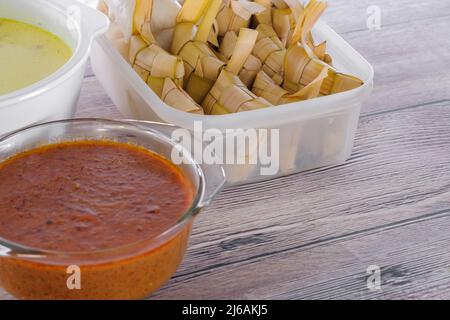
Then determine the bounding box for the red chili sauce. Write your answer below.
[0,141,194,252]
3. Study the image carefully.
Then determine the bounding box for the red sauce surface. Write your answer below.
[0,141,194,252]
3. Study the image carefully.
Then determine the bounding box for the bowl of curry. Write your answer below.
[0,119,225,300]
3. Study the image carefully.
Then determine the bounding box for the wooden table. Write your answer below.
[2,0,450,300]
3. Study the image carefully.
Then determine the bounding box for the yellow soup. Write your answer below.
[0,18,72,95]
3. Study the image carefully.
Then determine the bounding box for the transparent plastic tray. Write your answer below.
[90,20,374,185]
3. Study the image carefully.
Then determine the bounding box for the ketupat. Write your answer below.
[202,28,272,115]
[254,0,330,61]
[170,0,226,104]
[252,65,328,105]
[98,0,133,58]
[253,22,286,85]
[216,0,266,37]
[127,0,204,114]
[251,0,322,87]
[284,0,362,94]
[218,31,262,87]
[253,2,332,106]
[134,0,181,51]
[252,0,362,96]
[100,0,180,50]
[253,0,273,25]
[272,5,296,47]
[271,0,304,47]
[312,40,333,64]
[161,78,204,114]
[129,35,184,97]
[99,0,135,41]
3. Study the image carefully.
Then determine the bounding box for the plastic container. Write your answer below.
[0,0,109,136]
[91,20,374,185]
[0,119,225,299]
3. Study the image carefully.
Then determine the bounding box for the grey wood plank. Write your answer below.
[76,76,122,119]
[147,101,450,299]
[344,15,450,116]
[324,0,450,34]
[153,212,450,300]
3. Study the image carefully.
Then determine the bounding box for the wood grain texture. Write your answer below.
[1,0,449,300]
[323,0,450,116]
[150,101,450,300]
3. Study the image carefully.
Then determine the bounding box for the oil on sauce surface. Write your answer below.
[0,141,194,252]
[0,18,72,95]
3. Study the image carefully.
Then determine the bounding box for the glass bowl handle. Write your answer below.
[52,0,110,43]
[196,162,226,208]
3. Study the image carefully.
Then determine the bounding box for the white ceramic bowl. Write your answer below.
[0,0,109,136]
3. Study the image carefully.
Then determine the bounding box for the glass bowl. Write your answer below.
[0,118,225,299]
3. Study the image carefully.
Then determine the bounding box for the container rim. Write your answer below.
[0,118,212,260]
[0,0,109,108]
